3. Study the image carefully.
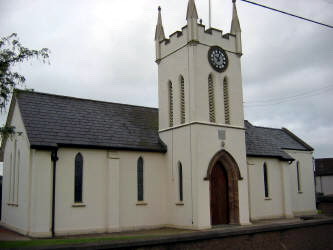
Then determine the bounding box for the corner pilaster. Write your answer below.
[107,151,120,232]
[281,162,294,218]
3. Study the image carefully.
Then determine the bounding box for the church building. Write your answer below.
[1,0,316,237]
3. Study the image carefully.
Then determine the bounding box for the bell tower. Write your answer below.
[156,0,250,228]
[156,0,244,130]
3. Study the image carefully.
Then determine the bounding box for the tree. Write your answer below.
[0,33,50,137]
[0,33,50,110]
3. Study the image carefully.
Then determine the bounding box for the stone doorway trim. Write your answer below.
[204,149,242,224]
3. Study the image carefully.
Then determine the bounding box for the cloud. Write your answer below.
[1,0,332,158]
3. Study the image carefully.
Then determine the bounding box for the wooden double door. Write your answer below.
[210,161,230,225]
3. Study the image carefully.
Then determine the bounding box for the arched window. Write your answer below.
[137,157,144,201]
[208,74,216,122]
[16,150,20,203]
[178,162,183,201]
[180,76,185,124]
[168,81,174,127]
[296,161,301,192]
[263,163,269,198]
[74,153,83,203]
[9,153,13,201]
[223,77,230,124]
[12,140,17,203]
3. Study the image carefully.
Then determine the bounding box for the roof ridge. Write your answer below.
[251,124,282,131]
[14,89,158,111]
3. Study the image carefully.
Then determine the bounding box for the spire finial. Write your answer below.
[186,0,198,20]
[155,6,165,41]
[230,0,241,34]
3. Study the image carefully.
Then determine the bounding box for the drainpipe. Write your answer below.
[51,149,59,237]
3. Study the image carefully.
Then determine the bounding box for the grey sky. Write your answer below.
[0,0,332,159]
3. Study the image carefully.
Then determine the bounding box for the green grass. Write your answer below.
[0,234,158,248]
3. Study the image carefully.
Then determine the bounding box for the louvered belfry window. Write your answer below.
[223,77,230,124]
[180,76,185,124]
[168,81,174,127]
[137,157,144,201]
[74,153,83,203]
[208,74,216,122]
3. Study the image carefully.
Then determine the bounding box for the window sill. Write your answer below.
[72,203,86,207]
[264,197,272,200]
[175,202,184,206]
[136,201,148,206]
[7,203,18,207]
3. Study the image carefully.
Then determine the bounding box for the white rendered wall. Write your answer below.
[160,123,250,229]
[316,176,333,195]
[160,127,195,229]
[53,149,167,235]
[158,25,244,130]
[192,124,250,227]
[285,150,317,215]
[54,148,108,235]
[117,151,167,230]
[29,150,53,237]
[158,22,249,228]
[1,103,31,235]
[247,157,289,220]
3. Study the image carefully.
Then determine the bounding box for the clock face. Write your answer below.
[208,46,228,72]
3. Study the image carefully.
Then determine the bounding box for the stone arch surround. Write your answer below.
[205,149,242,224]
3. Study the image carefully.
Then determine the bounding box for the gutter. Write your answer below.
[246,153,294,162]
[51,149,59,237]
[31,143,167,153]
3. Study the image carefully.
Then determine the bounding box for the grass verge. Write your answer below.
[0,234,158,249]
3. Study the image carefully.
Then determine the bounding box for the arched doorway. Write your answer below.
[205,150,242,225]
[210,162,229,224]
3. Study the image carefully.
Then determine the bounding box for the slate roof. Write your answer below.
[315,158,333,176]
[14,90,166,152]
[10,90,313,159]
[245,121,313,161]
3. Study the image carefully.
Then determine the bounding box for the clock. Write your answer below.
[208,46,228,72]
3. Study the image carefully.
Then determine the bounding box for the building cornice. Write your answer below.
[159,121,245,133]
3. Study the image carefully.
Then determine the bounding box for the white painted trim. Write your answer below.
[165,224,211,230]
[6,203,19,207]
[159,121,244,132]
[136,201,148,206]
[250,214,286,221]
[71,203,86,207]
